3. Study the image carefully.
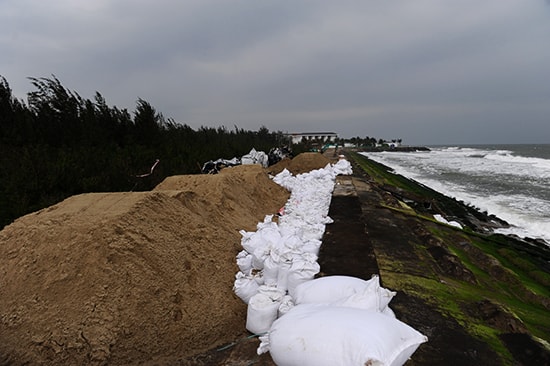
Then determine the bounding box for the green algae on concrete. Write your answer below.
[348,150,550,365]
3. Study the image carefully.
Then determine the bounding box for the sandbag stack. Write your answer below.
[241,148,269,167]
[233,158,427,365]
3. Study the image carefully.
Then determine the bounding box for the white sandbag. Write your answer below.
[240,216,280,255]
[280,231,303,251]
[246,294,279,334]
[286,253,320,298]
[278,223,299,238]
[280,218,327,242]
[294,275,376,305]
[251,246,269,270]
[377,284,397,312]
[262,255,279,286]
[333,277,396,313]
[249,218,284,270]
[332,159,353,175]
[382,306,396,318]
[298,222,327,241]
[256,214,278,231]
[239,230,262,255]
[258,284,286,301]
[273,168,296,191]
[278,295,295,317]
[301,239,322,256]
[276,260,291,293]
[241,148,269,167]
[259,304,428,366]
[246,286,285,334]
[236,250,253,273]
[233,271,260,304]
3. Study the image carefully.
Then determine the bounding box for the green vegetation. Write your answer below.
[0,75,288,229]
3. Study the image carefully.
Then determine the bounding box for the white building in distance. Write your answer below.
[288,132,338,144]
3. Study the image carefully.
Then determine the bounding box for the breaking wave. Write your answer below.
[360,144,550,245]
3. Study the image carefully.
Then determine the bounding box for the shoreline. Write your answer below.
[347,149,550,264]
[343,150,550,365]
[357,145,550,247]
[352,146,431,152]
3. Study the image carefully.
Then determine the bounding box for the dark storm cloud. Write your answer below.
[1,0,549,144]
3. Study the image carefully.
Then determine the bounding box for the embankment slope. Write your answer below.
[0,164,291,365]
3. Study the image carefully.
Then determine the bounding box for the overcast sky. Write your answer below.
[1,0,549,145]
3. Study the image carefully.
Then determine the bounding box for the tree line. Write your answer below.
[0,75,289,229]
[342,136,403,147]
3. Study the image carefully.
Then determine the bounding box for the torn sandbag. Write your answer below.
[268,146,292,166]
[233,271,261,304]
[241,148,269,167]
[201,157,240,174]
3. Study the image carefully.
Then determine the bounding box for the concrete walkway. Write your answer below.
[318,175,380,279]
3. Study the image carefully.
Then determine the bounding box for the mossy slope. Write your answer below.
[349,151,550,365]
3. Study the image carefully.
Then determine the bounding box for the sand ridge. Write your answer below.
[267,152,331,176]
[0,163,296,365]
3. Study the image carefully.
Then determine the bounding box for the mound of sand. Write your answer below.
[268,152,331,176]
[0,164,289,365]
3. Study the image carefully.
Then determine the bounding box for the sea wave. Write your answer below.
[360,145,550,245]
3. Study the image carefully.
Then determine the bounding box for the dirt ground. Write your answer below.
[0,165,286,365]
[265,152,330,176]
[0,153,331,366]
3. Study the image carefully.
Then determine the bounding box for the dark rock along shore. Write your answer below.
[185,149,550,365]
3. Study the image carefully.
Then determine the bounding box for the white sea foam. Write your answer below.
[361,145,550,245]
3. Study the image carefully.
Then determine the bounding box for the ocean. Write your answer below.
[359,144,550,246]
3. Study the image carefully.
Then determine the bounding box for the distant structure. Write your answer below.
[288,132,338,144]
[376,139,402,148]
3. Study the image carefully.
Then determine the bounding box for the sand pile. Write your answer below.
[268,152,331,176]
[0,164,290,365]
